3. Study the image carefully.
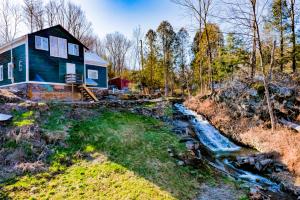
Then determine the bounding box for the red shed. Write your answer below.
[109,77,130,90]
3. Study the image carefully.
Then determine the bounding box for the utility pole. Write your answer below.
[140,40,144,94]
[140,40,144,70]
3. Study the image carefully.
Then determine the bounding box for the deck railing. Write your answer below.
[65,74,83,84]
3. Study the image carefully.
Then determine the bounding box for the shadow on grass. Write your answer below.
[1,110,213,200]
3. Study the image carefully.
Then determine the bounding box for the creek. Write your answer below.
[173,104,296,200]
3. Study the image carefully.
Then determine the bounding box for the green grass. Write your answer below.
[1,110,211,200]
[12,110,35,127]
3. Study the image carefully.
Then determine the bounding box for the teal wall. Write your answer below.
[86,65,107,88]
[28,26,85,83]
[0,44,26,86]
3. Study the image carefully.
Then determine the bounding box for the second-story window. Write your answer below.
[50,36,67,59]
[68,43,79,56]
[35,36,48,51]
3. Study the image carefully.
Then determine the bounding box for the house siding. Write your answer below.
[28,26,85,83]
[0,44,26,86]
[86,65,107,88]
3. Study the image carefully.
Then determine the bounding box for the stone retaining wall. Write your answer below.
[1,83,108,102]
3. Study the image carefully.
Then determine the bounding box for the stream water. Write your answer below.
[174,104,295,199]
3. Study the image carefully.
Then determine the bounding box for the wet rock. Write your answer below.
[176,160,185,166]
[269,84,294,98]
[234,153,285,173]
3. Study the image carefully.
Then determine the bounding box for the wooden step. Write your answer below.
[77,84,99,102]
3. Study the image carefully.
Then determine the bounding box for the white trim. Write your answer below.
[26,35,29,82]
[106,64,108,89]
[0,82,27,88]
[0,65,3,81]
[0,36,27,55]
[85,61,108,67]
[28,81,68,86]
[84,49,86,85]
[0,81,108,89]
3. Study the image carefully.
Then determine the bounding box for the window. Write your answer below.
[88,70,98,80]
[19,60,23,71]
[0,65,3,81]
[50,36,67,59]
[8,63,13,79]
[35,36,48,51]
[68,43,79,56]
[66,63,76,74]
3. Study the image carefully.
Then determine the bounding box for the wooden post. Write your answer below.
[71,83,74,102]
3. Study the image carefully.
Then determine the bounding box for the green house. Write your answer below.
[0,25,108,101]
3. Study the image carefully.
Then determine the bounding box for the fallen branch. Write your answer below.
[279,118,300,133]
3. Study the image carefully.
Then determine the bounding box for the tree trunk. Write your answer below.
[279,0,284,72]
[164,45,169,97]
[251,0,276,132]
[204,23,214,93]
[290,0,296,72]
[251,18,256,78]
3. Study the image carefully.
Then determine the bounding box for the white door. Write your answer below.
[66,63,76,74]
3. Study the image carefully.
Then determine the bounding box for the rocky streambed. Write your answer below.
[171,103,299,200]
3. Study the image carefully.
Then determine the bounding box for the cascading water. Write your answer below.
[174,104,240,153]
[173,103,287,195]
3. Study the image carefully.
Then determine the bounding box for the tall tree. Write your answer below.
[271,0,289,71]
[287,0,297,72]
[104,32,132,77]
[174,28,190,96]
[250,0,276,132]
[145,29,158,92]
[172,0,215,92]
[23,0,44,32]
[45,0,60,27]
[157,21,176,96]
[0,0,22,44]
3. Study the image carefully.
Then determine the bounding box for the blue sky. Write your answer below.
[71,0,193,38]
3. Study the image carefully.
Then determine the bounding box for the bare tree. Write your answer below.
[44,0,94,47]
[23,0,44,32]
[104,32,132,76]
[249,0,276,132]
[45,0,60,27]
[0,0,22,44]
[171,0,215,93]
[131,26,144,71]
[92,37,107,59]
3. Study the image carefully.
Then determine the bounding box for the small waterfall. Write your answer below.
[174,104,240,153]
[174,104,284,194]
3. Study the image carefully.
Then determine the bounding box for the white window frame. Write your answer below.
[35,36,48,51]
[87,69,98,80]
[50,36,67,59]
[66,63,76,74]
[8,63,13,80]
[0,65,3,81]
[68,43,79,56]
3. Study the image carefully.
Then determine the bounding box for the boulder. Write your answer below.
[269,84,294,98]
[234,153,285,173]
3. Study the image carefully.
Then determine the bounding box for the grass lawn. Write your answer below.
[1,108,213,200]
